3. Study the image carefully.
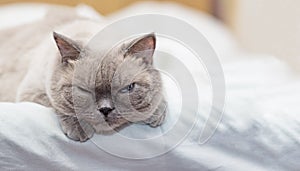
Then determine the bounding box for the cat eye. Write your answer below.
[120,83,135,93]
[74,86,92,94]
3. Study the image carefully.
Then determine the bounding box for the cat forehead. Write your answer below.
[76,49,123,85]
[74,44,149,86]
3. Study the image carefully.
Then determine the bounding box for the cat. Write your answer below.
[0,16,166,142]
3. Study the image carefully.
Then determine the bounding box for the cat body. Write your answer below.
[0,16,166,142]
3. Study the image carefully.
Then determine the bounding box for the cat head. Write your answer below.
[50,32,166,134]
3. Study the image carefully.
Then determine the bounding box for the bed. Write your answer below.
[0,2,299,171]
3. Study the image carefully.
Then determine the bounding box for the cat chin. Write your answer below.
[92,120,130,135]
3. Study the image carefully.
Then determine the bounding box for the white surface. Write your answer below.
[0,3,102,30]
[0,2,299,171]
[0,3,47,29]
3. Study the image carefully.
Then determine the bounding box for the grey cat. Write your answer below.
[0,8,166,141]
[2,26,166,142]
[46,32,167,141]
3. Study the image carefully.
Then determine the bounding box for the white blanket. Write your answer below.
[0,2,299,171]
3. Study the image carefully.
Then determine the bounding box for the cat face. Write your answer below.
[49,32,166,134]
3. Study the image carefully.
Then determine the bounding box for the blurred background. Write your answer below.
[0,0,299,70]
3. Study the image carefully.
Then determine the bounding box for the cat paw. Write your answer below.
[145,112,166,128]
[146,100,167,127]
[64,122,94,142]
[59,115,95,142]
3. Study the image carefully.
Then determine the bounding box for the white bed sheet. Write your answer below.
[0,2,299,171]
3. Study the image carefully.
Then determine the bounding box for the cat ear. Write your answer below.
[125,33,156,65]
[53,32,81,63]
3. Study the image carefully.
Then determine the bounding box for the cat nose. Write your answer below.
[99,107,114,117]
